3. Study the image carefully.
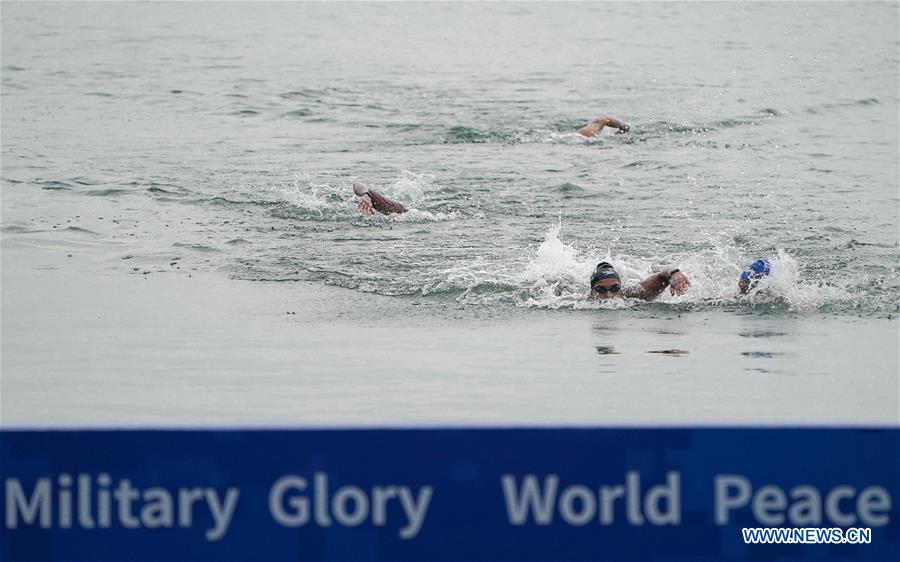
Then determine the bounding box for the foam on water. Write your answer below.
[2,2,896,320]
[449,223,853,313]
[262,170,453,222]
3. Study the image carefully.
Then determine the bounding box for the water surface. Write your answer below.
[2,2,898,425]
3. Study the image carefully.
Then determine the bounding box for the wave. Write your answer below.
[260,170,454,222]
[325,223,852,313]
[437,109,785,146]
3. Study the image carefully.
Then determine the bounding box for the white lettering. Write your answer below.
[332,486,368,527]
[825,486,856,526]
[715,475,751,524]
[558,485,595,525]
[644,471,681,525]
[269,476,309,526]
[752,485,787,526]
[397,487,432,539]
[857,486,891,526]
[141,488,173,529]
[205,488,239,541]
[5,478,51,529]
[501,474,558,525]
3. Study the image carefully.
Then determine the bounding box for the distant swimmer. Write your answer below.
[577,115,630,138]
[738,259,771,294]
[588,262,691,301]
[353,182,408,215]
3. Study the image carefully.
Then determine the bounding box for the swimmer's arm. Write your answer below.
[369,190,408,214]
[577,115,630,137]
[354,182,408,215]
[629,268,691,300]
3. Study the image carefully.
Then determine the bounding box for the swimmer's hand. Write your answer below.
[357,195,374,214]
[353,182,375,214]
[669,271,691,296]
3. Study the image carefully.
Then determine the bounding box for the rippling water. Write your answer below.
[2,2,898,318]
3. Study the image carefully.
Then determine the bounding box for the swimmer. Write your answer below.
[588,261,691,301]
[738,259,771,294]
[353,182,408,215]
[577,115,630,137]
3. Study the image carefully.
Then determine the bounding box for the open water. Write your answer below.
[2,2,898,425]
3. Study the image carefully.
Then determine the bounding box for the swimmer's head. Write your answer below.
[739,259,771,294]
[590,262,622,299]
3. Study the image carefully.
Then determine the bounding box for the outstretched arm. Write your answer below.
[577,115,630,137]
[354,182,408,215]
[623,268,690,300]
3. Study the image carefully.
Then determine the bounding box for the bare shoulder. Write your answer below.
[577,123,599,137]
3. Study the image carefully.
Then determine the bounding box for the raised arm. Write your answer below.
[624,268,690,300]
[577,115,630,137]
[353,182,408,215]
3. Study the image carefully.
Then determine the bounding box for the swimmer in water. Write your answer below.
[588,262,691,301]
[577,115,630,137]
[738,259,771,294]
[353,182,408,215]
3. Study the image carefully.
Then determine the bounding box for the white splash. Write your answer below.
[509,223,847,311]
[264,169,445,219]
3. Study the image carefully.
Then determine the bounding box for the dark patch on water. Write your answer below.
[233,109,259,116]
[647,349,689,356]
[36,180,73,190]
[739,330,787,338]
[595,346,619,355]
[741,351,781,358]
[284,108,313,118]
[84,188,130,197]
[846,239,893,249]
[443,126,493,144]
[1,224,40,234]
[552,182,584,194]
[622,160,670,170]
[64,226,100,235]
[148,185,187,195]
[384,123,421,131]
[279,89,324,100]
[173,242,220,253]
[202,196,261,207]
[70,177,101,186]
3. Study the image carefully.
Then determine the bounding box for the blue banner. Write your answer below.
[2,428,898,561]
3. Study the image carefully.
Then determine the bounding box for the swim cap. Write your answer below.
[740,259,771,283]
[590,262,620,287]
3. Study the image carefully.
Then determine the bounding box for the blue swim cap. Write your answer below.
[740,259,771,283]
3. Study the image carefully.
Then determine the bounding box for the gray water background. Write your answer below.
[3,1,898,314]
[2,2,898,425]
